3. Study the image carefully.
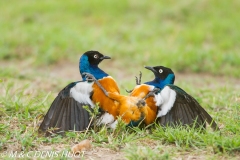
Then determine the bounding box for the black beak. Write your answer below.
[100,55,111,60]
[144,66,157,74]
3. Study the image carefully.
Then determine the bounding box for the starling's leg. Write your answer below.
[135,76,138,85]
[126,71,142,94]
[143,88,161,100]
[82,72,109,97]
[135,71,142,85]
[138,71,142,85]
[125,89,133,93]
[136,99,146,108]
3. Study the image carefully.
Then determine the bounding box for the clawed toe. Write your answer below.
[82,72,97,81]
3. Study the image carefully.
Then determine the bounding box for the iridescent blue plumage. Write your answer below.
[79,54,109,81]
[145,73,175,89]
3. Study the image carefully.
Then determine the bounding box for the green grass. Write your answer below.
[1,0,240,159]
[0,74,239,159]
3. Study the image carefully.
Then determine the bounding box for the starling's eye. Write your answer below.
[159,69,163,73]
[94,54,98,59]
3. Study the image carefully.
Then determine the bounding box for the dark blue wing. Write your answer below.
[39,81,93,135]
[156,84,219,131]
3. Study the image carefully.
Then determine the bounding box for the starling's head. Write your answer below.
[79,51,111,80]
[83,50,111,65]
[145,66,175,84]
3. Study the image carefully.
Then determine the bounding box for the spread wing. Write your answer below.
[39,81,95,135]
[155,85,219,131]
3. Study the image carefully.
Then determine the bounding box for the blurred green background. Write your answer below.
[1,0,240,78]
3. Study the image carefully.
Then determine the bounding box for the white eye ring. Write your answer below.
[159,69,163,73]
[94,54,98,59]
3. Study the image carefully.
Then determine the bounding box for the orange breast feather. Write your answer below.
[91,76,120,118]
[92,79,157,126]
[103,85,153,125]
[130,84,158,125]
[106,93,142,124]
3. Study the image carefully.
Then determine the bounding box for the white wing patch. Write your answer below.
[108,120,118,129]
[70,81,95,108]
[97,112,115,126]
[155,86,176,117]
